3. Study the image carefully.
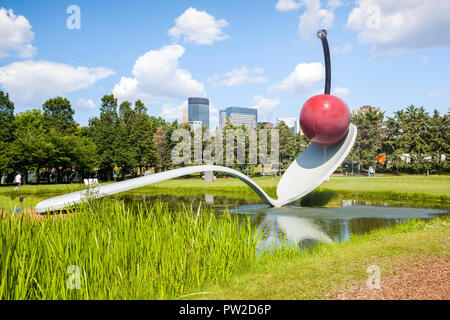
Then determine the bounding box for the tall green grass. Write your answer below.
[0,200,294,300]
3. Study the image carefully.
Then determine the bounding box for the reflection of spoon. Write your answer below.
[263,215,333,244]
[35,126,356,213]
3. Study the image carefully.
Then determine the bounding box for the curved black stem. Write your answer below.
[317,29,331,95]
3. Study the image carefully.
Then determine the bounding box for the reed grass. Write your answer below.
[0,199,295,300]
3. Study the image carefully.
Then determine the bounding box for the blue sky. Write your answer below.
[0,0,449,128]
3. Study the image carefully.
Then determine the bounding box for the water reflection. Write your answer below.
[205,194,214,205]
[257,214,333,249]
[230,205,448,246]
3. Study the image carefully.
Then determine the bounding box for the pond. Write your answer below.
[2,192,448,248]
[115,193,449,248]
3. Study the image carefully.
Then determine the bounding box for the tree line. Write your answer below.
[348,105,449,174]
[0,90,448,184]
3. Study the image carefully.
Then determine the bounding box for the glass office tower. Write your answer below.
[188,97,209,129]
[219,107,257,130]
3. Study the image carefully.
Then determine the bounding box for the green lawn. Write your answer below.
[322,175,450,196]
[0,183,85,195]
[195,216,450,300]
[136,174,450,197]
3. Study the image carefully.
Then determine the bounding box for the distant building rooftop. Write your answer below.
[353,105,381,116]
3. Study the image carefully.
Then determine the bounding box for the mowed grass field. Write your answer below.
[110,174,449,195]
[127,174,450,203]
[196,216,450,300]
[322,175,450,196]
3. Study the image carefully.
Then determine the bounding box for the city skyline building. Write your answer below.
[188,97,209,129]
[219,106,258,130]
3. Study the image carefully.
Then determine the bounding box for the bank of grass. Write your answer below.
[196,216,450,300]
[0,183,85,196]
[0,200,295,300]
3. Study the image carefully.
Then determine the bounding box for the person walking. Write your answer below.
[368,166,375,177]
[14,172,22,190]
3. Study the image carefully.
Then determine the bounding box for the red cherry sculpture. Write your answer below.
[300,29,350,146]
[300,94,350,146]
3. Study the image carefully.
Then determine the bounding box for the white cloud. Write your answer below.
[75,98,97,110]
[251,95,281,122]
[0,8,36,59]
[112,44,206,103]
[209,104,220,129]
[169,8,229,45]
[269,62,324,95]
[346,0,450,56]
[276,0,303,12]
[428,89,447,97]
[332,41,352,54]
[208,66,267,87]
[160,101,186,121]
[0,60,114,105]
[333,86,350,96]
[298,0,339,43]
[327,0,343,9]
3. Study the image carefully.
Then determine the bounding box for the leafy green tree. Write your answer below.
[115,101,138,177]
[10,110,51,183]
[276,121,300,172]
[153,126,166,172]
[396,105,431,173]
[383,113,404,174]
[9,129,53,183]
[163,119,180,170]
[0,91,16,174]
[69,134,97,179]
[429,110,449,171]
[349,108,385,173]
[132,101,157,174]
[42,97,76,133]
[0,90,15,143]
[88,94,119,180]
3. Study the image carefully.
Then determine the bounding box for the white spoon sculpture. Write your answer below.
[35,29,357,213]
[35,124,356,213]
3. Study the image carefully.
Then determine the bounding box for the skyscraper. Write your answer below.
[188,97,209,129]
[219,107,258,130]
